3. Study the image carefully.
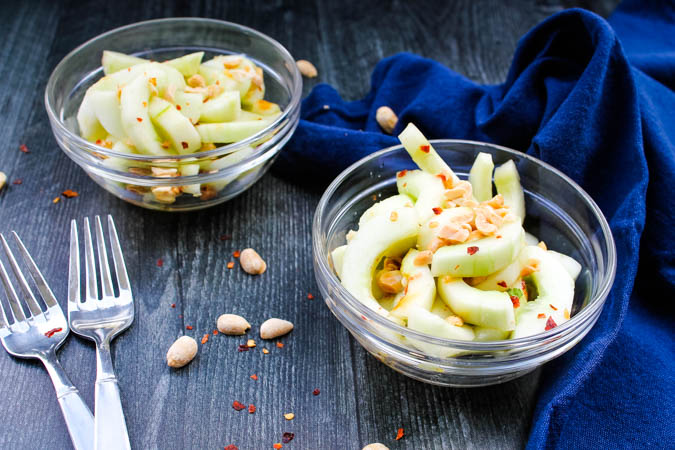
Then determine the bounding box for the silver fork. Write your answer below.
[69,216,133,450]
[0,232,94,450]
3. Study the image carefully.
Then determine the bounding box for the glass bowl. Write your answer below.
[313,140,616,387]
[45,18,302,211]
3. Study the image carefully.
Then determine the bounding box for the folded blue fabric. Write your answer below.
[275,0,674,447]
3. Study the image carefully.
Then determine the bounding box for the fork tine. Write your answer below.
[94,216,114,297]
[0,234,42,317]
[11,232,57,308]
[83,218,99,302]
[107,215,130,292]
[0,254,26,322]
[68,220,81,308]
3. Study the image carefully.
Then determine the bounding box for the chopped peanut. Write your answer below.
[438,222,470,244]
[537,241,548,250]
[413,250,433,266]
[474,207,498,235]
[520,258,540,277]
[151,167,179,177]
[151,186,180,204]
[187,74,206,88]
[444,180,472,201]
[376,270,404,294]
[382,257,401,271]
[445,315,464,326]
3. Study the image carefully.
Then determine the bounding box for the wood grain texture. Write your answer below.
[0,0,618,449]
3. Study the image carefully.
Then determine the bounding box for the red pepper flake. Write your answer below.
[201,334,209,344]
[250,374,258,380]
[437,173,447,183]
[273,444,282,450]
[497,281,507,288]
[142,101,147,107]
[432,207,442,215]
[224,446,238,450]
[510,295,520,308]
[312,388,320,396]
[149,77,157,86]
[233,250,241,258]
[227,261,235,269]
[53,197,61,204]
[282,433,295,444]
[232,401,246,411]
[537,313,546,319]
[545,316,557,331]
[12,179,22,185]
[454,264,460,270]
[157,258,164,267]
[395,427,405,440]
[238,344,249,352]
[467,246,479,255]
[248,404,256,414]
[550,304,558,311]
[44,327,62,338]
[170,303,176,308]
[62,189,79,198]
[496,235,503,239]
[19,144,29,153]
[136,117,143,122]
[419,145,430,153]
[186,325,193,330]
[176,104,182,110]
[276,342,284,348]
[220,234,232,241]
[181,141,188,149]
[397,169,408,178]
[307,293,314,300]
[213,330,218,335]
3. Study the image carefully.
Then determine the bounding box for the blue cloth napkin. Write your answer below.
[275,0,674,447]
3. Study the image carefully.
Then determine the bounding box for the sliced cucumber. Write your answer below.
[245,99,281,116]
[524,231,539,246]
[196,120,272,144]
[398,123,459,183]
[548,250,582,280]
[407,306,475,357]
[473,327,511,341]
[174,91,203,124]
[359,194,413,227]
[417,206,474,251]
[102,50,146,75]
[88,90,125,139]
[494,160,525,224]
[165,52,204,77]
[396,169,446,223]
[77,94,107,142]
[429,296,454,319]
[390,249,435,320]
[431,221,524,277]
[475,242,530,291]
[242,83,264,107]
[120,75,167,156]
[205,145,255,191]
[437,277,516,330]
[331,244,347,278]
[200,91,241,123]
[148,97,201,154]
[180,163,201,196]
[468,152,494,202]
[340,206,419,314]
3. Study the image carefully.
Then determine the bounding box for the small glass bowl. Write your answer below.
[45,18,302,211]
[313,140,616,387]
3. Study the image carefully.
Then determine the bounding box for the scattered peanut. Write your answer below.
[446,315,464,327]
[0,172,6,191]
[376,106,398,134]
[296,59,318,78]
[187,74,206,88]
[413,250,433,266]
[537,241,548,250]
[376,269,404,294]
[239,248,267,275]
[260,318,294,339]
[284,413,295,420]
[362,444,389,450]
[151,186,180,204]
[166,336,198,368]
[217,314,251,335]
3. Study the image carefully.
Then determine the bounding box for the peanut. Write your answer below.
[187,74,206,88]
[239,248,267,275]
[166,336,198,368]
[296,59,318,78]
[260,318,294,339]
[446,315,465,327]
[362,444,389,450]
[413,250,433,266]
[151,186,180,204]
[376,269,404,294]
[376,106,398,134]
[0,172,6,191]
[217,314,251,335]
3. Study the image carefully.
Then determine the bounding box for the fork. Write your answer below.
[69,216,133,450]
[0,232,94,450]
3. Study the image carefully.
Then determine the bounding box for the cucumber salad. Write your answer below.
[331,124,581,345]
[76,50,282,204]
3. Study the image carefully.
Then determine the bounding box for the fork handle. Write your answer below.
[42,357,95,450]
[95,344,131,450]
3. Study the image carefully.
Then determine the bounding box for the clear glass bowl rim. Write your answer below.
[44,17,303,168]
[313,139,617,351]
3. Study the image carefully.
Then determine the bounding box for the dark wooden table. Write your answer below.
[0,1,617,448]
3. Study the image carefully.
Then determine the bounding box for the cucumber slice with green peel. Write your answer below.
[431,221,524,277]
[390,249,436,320]
[379,292,404,312]
[236,110,267,121]
[340,206,420,314]
[205,145,255,191]
[473,327,511,341]
[149,97,201,154]
[108,62,183,94]
[429,296,454,319]
[102,50,146,75]
[200,91,241,123]
[120,75,168,156]
[179,163,201,196]
[196,120,273,144]
[474,242,530,291]
[494,160,525,224]
[511,247,575,338]
[77,94,107,142]
[437,277,516,330]
[359,194,414,227]
[396,170,446,223]
[417,206,474,251]
[548,250,582,280]
[469,152,494,202]
[197,64,237,91]
[245,99,281,116]
[397,123,459,183]
[407,306,475,357]
[242,84,264,107]
[173,91,203,125]
[112,140,135,154]
[331,245,347,278]
[165,52,204,77]
[88,90,125,139]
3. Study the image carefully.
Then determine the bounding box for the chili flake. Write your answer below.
[248,404,256,414]
[510,295,520,308]
[550,304,558,311]
[44,327,62,338]
[262,348,270,354]
[176,105,182,110]
[62,190,78,198]
[467,246,479,255]
[233,250,241,258]
[419,145,430,153]
[395,427,405,440]
[496,235,502,239]
[53,197,60,204]
[136,117,143,122]
[213,330,218,335]
[238,344,249,352]
[273,444,282,450]
[142,101,147,107]
[250,374,258,380]
[186,325,193,330]
[497,281,507,288]
[224,446,238,450]
[13,179,22,185]
[276,342,284,348]
[432,207,442,215]
[545,316,557,331]
[312,388,320,396]
[397,170,408,178]
[537,313,546,319]
[201,334,209,344]
[19,144,29,153]
[227,261,235,269]
[284,413,294,420]
[232,401,246,411]
[282,432,295,444]
[157,258,164,267]
[170,303,176,308]
[149,77,157,86]
[437,173,447,183]
[181,141,188,150]
[307,293,314,300]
